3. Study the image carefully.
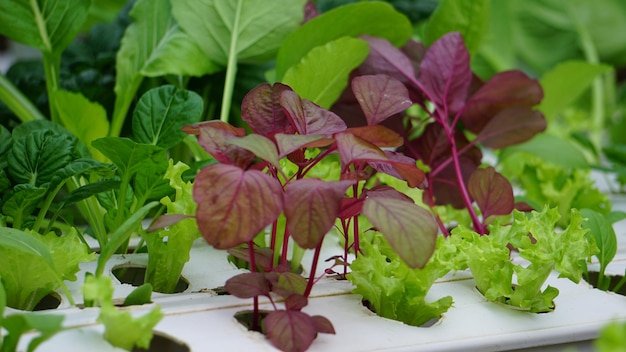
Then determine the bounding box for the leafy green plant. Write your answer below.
[595,320,626,352]
[450,207,596,312]
[0,280,65,352]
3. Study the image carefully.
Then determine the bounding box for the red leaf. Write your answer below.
[284,294,308,311]
[352,74,412,125]
[193,164,284,249]
[311,315,336,334]
[335,132,388,170]
[418,32,471,114]
[228,134,280,168]
[462,70,543,134]
[264,310,317,352]
[368,151,425,188]
[147,214,192,232]
[285,179,355,249]
[362,197,437,268]
[337,197,364,219]
[280,90,347,135]
[474,107,546,149]
[241,83,295,136]
[274,133,334,158]
[360,35,417,85]
[366,186,413,203]
[468,167,514,222]
[345,125,403,148]
[227,246,274,272]
[224,272,271,298]
[195,120,255,168]
[273,272,308,297]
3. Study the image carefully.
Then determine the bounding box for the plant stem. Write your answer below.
[219,0,244,123]
[41,52,61,123]
[304,241,323,297]
[0,74,45,122]
[248,240,260,331]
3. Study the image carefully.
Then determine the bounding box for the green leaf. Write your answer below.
[52,90,110,162]
[0,0,90,53]
[1,184,47,226]
[282,37,369,109]
[423,0,490,55]
[132,86,203,149]
[500,133,588,168]
[0,279,6,319]
[276,1,412,79]
[581,209,616,272]
[227,134,280,168]
[596,321,626,352]
[8,130,76,186]
[123,283,153,306]
[0,125,12,169]
[96,201,159,276]
[2,313,64,352]
[92,137,165,178]
[538,61,612,120]
[172,0,306,65]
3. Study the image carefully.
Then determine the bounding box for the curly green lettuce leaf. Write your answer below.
[0,227,93,310]
[595,320,626,352]
[83,275,162,351]
[144,160,200,293]
[347,235,462,326]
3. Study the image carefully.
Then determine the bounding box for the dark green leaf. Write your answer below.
[92,137,165,178]
[132,85,203,149]
[63,179,121,208]
[1,184,47,221]
[581,209,616,271]
[0,125,12,169]
[49,158,116,189]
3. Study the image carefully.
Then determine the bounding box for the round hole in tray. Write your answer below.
[33,291,62,310]
[131,331,190,352]
[234,310,271,333]
[111,265,189,293]
[585,271,626,295]
[362,299,442,327]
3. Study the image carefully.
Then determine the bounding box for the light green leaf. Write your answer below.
[92,137,164,178]
[276,1,412,79]
[581,209,616,273]
[0,0,90,53]
[539,61,612,120]
[2,313,64,352]
[228,134,280,168]
[423,0,490,55]
[282,37,369,109]
[132,86,203,149]
[52,90,110,162]
[172,0,306,65]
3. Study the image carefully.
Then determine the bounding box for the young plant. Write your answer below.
[184,80,438,351]
[450,207,597,312]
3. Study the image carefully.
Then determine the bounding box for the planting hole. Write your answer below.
[132,331,190,352]
[362,300,441,327]
[112,265,189,293]
[33,291,62,310]
[234,310,271,333]
[585,271,626,295]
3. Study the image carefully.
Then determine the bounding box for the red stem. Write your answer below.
[248,241,260,331]
[304,240,323,297]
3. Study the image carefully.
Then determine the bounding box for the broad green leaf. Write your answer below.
[2,313,64,352]
[500,133,588,168]
[362,197,437,269]
[112,0,216,137]
[282,37,369,109]
[92,137,164,178]
[227,134,280,168]
[581,209,616,271]
[8,130,76,186]
[49,158,115,189]
[132,85,203,149]
[423,0,490,55]
[193,164,284,249]
[0,0,90,53]
[172,0,306,65]
[52,90,110,162]
[0,125,12,168]
[276,1,412,79]
[538,61,612,120]
[1,184,47,225]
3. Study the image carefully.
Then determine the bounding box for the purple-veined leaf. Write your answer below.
[193,164,284,249]
[337,197,365,219]
[284,294,308,311]
[228,134,280,168]
[474,107,546,149]
[352,74,412,125]
[272,272,308,297]
[368,151,425,188]
[311,315,336,334]
[190,121,255,168]
[335,132,388,170]
[275,133,333,158]
[241,83,295,136]
[285,179,355,249]
[264,310,317,352]
[344,125,403,148]
[468,166,514,222]
[280,90,347,135]
[147,214,193,232]
[462,70,543,134]
[360,36,417,84]
[418,32,471,115]
[227,246,274,272]
[366,185,413,203]
[224,272,270,298]
[362,196,437,268]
